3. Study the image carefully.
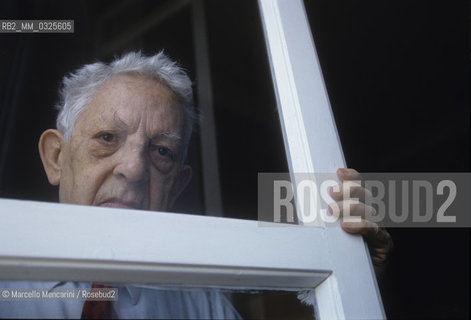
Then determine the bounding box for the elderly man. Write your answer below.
[1,51,391,318]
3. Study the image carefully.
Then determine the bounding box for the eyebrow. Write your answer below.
[156,132,182,141]
[112,112,182,143]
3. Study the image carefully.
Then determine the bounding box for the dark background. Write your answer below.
[0,0,469,319]
[303,1,469,318]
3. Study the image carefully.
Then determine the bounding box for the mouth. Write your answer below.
[99,198,141,210]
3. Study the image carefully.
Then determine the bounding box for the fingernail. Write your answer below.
[328,202,341,215]
[342,221,357,228]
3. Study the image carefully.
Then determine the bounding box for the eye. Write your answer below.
[100,133,115,143]
[150,145,173,159]
[157,147,170,157]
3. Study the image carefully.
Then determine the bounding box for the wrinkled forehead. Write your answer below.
[94,73,179,108]
[75,74,185,135]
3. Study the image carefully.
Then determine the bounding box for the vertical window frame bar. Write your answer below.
[257,0,385,318]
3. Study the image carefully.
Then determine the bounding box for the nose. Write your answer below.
[113,143,149,183]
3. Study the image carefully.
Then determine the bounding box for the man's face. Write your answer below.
[56,74,190,211]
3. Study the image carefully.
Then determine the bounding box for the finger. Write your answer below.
[329,181,373,202]
[367,227,394,253]
[342,219,393,253]
[341,218,393,281]
[337,168,361,181]
[329,199,377,220]
[341,218,379,234]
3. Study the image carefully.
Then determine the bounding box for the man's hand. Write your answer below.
[329,168,393,280]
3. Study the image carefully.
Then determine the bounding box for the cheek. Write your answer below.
[66,152,110,205]
[59,148,79,201]
[148,170,178,210]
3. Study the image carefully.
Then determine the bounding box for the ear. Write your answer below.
[168,165,193,209]
[38,129,64,186]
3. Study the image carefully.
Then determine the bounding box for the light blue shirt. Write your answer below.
[0,281,242,319]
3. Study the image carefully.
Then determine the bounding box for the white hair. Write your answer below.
[55,51,196,162]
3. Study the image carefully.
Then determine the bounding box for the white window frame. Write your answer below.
[0,0,384,319]
[257,0,384,318]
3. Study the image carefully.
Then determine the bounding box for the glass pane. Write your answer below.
[0,0,287,220]
[204,0,288,220]
[0,280,315,319]
[0,0,202,211]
